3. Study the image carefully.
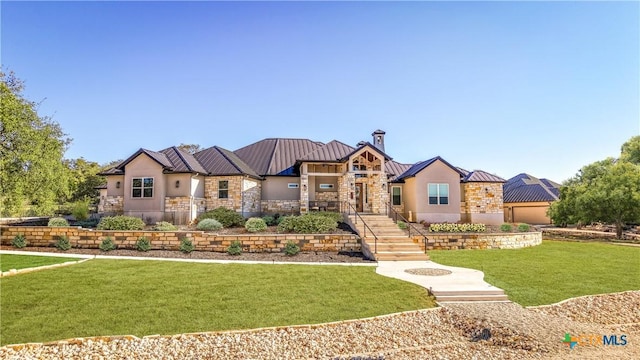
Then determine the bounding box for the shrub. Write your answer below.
[54,236,71,251]
[198,207,245,227]
[245,217,267,232]
[196,218,223,231]
[48,217,69,227]
[500,223,513,232]
[314,211,343,223]
[71,201,90,221]
[99,237,116,251]
[262,215,278,226]
[11,234,27,248]
[517,223,530,232]
[277,214,338,234]
[179,237,195,253]
[429,223,486,233]
[135,237,151,252]
[227,240,242,255]
[283,240,300,256]
[153,221,177,231]
[397,221,408,230]
[97,216,145,230]
[75,219,99,228]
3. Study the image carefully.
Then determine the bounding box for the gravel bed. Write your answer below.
[0,246,374,263]
[2,291,638,359]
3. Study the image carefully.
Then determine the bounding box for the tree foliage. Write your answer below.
[621,135,640,165]
[549,138,640,238]
[177,143,202,154]
[0,70,70,216]
[63,157,104,203]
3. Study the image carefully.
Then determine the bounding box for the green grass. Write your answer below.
[0,260,434,345]
[0,254,82,272]
[429,240,640,306]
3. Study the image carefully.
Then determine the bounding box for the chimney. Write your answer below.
[372,129,386,152]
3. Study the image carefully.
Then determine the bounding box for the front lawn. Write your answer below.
[0,254,82,272]
[429,240,640,306]
[0,260,434,345]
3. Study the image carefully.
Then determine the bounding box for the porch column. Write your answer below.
[300,174,309,213]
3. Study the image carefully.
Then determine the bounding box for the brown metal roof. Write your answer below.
[462,170,506,183]
[194,146,260,178]
[299,140,355,162]
[160,147,207,174]
[234,138,323,176]
[385,160,412,181]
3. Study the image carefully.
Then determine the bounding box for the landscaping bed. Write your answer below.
[0,246,372,263]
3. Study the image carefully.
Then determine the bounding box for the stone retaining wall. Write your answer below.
[413,232,542,250]
[0,226,360,253]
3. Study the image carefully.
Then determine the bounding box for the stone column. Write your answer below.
[300,174,309,213]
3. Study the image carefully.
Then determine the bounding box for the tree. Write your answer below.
[549,156,640,238]
[63,157,104,204]
[621,135,640,165]
[0,70,71,216]
[177,143,202,154]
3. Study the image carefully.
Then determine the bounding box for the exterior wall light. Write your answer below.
[176,180,180,188]
[116,181,121,189]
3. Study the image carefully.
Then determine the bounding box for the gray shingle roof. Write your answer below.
[503,173,560,203]
[462,170,506,183]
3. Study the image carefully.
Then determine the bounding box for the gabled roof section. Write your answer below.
[394,156,465,182]
[195,146,261,178]
[299,140,355,162]
[385,160,412,181]
[503,173,560,203]
[160,147,207,174]
[99,167,124,176]
[100,148,173,175]
[234,138,323,176]
[462,170,506,183]
[341,141,393,162]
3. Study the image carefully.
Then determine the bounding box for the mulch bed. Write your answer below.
[0,246,374,263]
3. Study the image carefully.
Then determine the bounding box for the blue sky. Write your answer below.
[2,1,638,182]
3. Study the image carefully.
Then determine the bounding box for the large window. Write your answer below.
[218,180,229,199]
[391,186,402,206]
[132,177,153,198]
[428,183,449,205]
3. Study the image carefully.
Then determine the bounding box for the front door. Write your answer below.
[355,183,363,212]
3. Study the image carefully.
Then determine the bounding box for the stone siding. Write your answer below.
[260,200,300,215]
[413,232,542,250]
[315,191,338,202]
[103,196,124,214]
[204,176,262,214]
[163,197,206,225]
[462,182,503,214]
[0,226,360,253]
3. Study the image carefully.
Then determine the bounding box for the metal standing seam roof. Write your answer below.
[385,161,412,181]
[394,156,466,182]
[503,173,560,203]
[299,140,356,162]
[462,170,506,183]
[233,138,323,176]
[160,147,208,174]
[194,146,260,178]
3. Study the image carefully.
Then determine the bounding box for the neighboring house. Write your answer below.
[98,130,506,225]
[503,173,560,224]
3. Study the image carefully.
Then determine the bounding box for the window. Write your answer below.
[132,177,153,198]
[392,186,402,206]
[428,183,449,205]
[319,184,334,189]
[288,183,299,189]
[218,180,229,199]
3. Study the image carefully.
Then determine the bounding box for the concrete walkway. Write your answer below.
[376,260,509,302]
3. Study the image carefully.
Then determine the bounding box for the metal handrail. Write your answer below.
[386,202,429,254]
[343,201,379,254]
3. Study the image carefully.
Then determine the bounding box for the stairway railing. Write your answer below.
[343,201,378,254]
[385,202,429,254]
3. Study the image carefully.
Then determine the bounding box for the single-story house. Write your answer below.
[98,130,506,225]
[503,173,560,224]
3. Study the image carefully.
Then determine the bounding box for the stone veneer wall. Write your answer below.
[260,200,300,215]
[103,196,124,214]
[462,183,503,214]
[412,232,542,250]
[0,226,360,253]
[315,191,338,201]
[163,197,206,224]
[204,176,262,214]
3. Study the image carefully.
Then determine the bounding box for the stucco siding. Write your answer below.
[412,160,461,223]
[165,173,192,197]
[123,154,165,216]
[262,176,300,201]
[504,202,553,224]
[106,175,125,197]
